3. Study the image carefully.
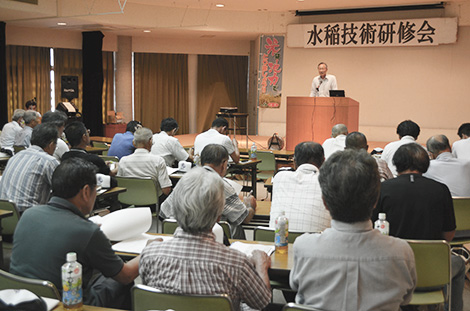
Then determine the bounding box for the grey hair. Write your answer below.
[319,149,380,223]
[133,127,153,145]
[318,62,328,69]
[172,167,225,234]
[426,134,450,155]
[23,111,38,124]
[12,109,25,121]
[331,124,348,137]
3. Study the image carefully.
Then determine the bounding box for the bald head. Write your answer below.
[345,132,368,151]
[426,134,451,158]
[331,124,348,138]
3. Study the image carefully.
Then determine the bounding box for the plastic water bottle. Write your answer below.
[249,143,257,161]
[374,213,390,235]
[62,252,83,311]
[193,153,200,167]
[275,212,288,254]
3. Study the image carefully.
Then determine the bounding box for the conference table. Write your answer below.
[53,303,124,311]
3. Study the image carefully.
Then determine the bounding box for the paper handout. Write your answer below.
[229,242,275,257]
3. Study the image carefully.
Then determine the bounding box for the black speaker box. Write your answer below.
[61,75,78,100]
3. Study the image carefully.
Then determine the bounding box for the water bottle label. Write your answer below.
[275,234,288,247]
[62,266,82,306]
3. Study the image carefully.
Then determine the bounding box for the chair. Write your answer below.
[13,146,25,154]
[449,197,470,246]
[282,303,325,311]
[406,240,451,308]
[0,269,61,300]
[0,199,21,236]
[256,151,276,181]
[254,226,305,244]
[115,176,159,207]
[98,155,119,163]
[219,220,231,239]
[92,141,109,155]
[132,284,233,311]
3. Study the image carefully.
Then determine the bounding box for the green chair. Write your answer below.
[219,220,231,239]
[92,141,109,155]
[132,284,233,311]
[450,197,470,246]
[98,155,119,163]
[0,269,61,300]
[13,146,26,154]
[406,240,451,308]
[115,176,159,207]
[0,199,21,237]
[256,151,276,181]
[282,303,326,311]
[254,226,305,244]
[162,219,178,234]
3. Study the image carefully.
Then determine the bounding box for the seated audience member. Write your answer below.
[290,149,416,310]
[424,134,470,197]
[14,110,40,148]
[140,167,271,311]
[151,117,192,166]
[25,98,41,117]
[345,131,393,181]
[118,127,172,198]
[161,144,255,239]
[194,117,240,164]
[41,110,69,161]
[452,123,470,160]
[62,121,117,176]
[269,141,331,232]
[10,158,139,309]
[107,120,141,159]
[373,143,465,311]
[382,120,421,177]
[0,109,24,156]
[0,123,59,213]
[322,123,348,159]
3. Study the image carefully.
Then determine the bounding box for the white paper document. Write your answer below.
[229,242,275,257]
[223,177,243,195]
[112,233,173,254]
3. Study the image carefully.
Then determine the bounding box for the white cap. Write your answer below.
[378,213,386,220]
[66,252,77,262]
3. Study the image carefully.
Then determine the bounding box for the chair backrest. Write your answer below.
[162,219,178,234]
[0,199,21,235]
[0,269,61,300]
[407,240,451,289]
[132,284,233,311]
[254,226,305,244]
[13,146,25,154]
[257,151,276,171]
[219,220,231,239]
[282,302,326,311]
[115,176,159,206]
[452,197,470,231]
[92,141,109,155]
[98,155,119,163]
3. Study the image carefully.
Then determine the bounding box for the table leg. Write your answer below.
[251,165,257,198]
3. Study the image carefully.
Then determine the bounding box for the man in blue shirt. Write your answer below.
[107,121,141,159]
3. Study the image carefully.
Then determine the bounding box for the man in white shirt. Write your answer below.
[309,62,338,97]
[0,109,24,156]
[14,110,41,148]
[424,134,470,197]
[382,120,422,177]
[322,124,347,159]
[151,118,192,167]
[118,127,172,198]
[41,110,69,161]
[452,123,470,160]
[194,117,240,164]
[270,141,330,232]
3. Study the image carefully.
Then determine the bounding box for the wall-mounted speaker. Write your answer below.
[61,75,78,100]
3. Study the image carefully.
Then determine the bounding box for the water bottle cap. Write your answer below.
[378,213,386,220]
[66,252,77,262]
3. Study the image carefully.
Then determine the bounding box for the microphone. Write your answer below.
[316,80,323,92]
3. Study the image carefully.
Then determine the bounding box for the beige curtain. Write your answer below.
[54,48,83,113]
[102,51,114,124]
[6,45,51,119]
[134,53,189,134]
[196,55,248,132]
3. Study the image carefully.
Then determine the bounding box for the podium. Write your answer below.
[286,97,359,150]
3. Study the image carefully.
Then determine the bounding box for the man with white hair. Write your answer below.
[140,167,271,311]
[322,124,348,159]
[118,127,172,198]
[0,109,25,156]
[14,110,41,148]
[309,62,338,97]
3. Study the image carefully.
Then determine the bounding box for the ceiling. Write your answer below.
[0,0,464,40]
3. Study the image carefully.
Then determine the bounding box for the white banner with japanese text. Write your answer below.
[258,35,284,108]
[287,17,457,48]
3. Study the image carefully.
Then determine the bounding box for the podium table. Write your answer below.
[286,97,359,150]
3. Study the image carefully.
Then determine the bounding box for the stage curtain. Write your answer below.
[196,54,248,132]
[54,48,83,113]
[102,51,114,124]
[54,48,114,124]
[134,53,188,134]
[6,45,51,119]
